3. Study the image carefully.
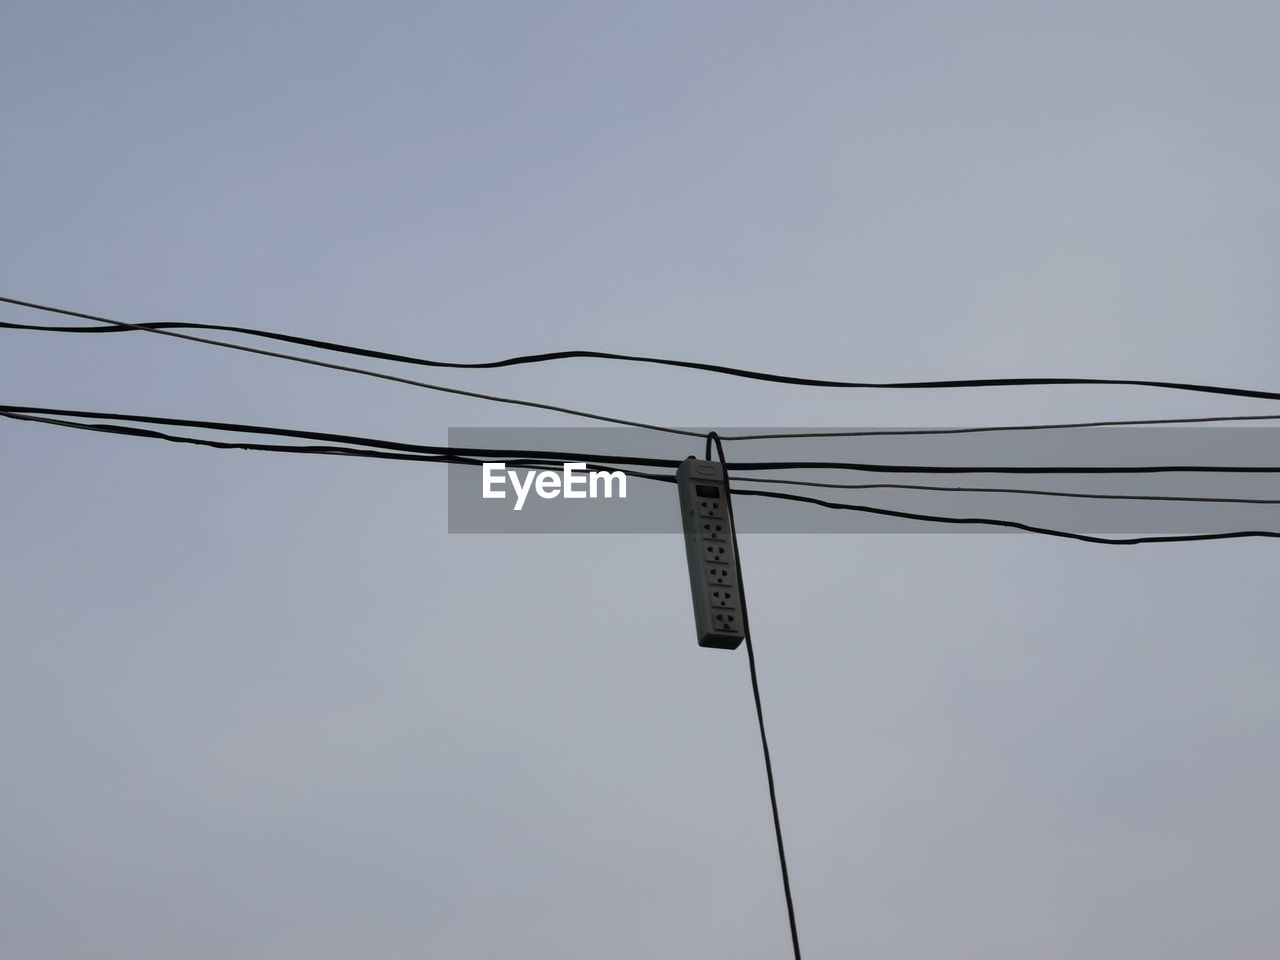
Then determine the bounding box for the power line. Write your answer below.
[0,404,685,464]
[735,485,1280,546]
[8,294,1280,408]
[9,405,1280,476]
[733,477,1280,506]
[12,295,1280,443]
[0,298,703,439]
[6,408,1280,546]
[724,413,1280,442]
[9,405,1279,504]
[707,432,803,960]
[10,294,1280,952]
[16,408,1280,507]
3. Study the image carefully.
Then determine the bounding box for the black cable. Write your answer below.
[12,407,1267,504]
[9,405,1280,476]
[7,293,1280,405]
[0,297,703,439]
[732,486,1280,546]
[724,413,1280,442]
[11,294,1280,443]
[734,477,1280,506]
[707,431,803,960]
[6,409,1280,546]
[0,404,687,465]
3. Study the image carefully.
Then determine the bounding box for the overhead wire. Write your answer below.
[5,409,1280,546]
[723,413,1280,442]
[8,405,1280,476]
[707,431,803,960]
[0,297,704,439]
[7,294,1280,415]
[732,477,1280,506]
[14,408,1280,508]
[8,293,1280,949]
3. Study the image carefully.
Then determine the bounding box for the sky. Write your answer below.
[2,2,1280,957]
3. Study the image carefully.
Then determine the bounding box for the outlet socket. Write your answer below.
[676,459,745,651]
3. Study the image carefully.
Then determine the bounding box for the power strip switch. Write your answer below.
[676,458,746,650]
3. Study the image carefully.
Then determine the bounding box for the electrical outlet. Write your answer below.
[703,542,730,562]
[699,519,727,540]
[697,498,725,519]
[709,586,737,608]
[677,458,746,651]
[706,564,734,585]
[712,611,739,633]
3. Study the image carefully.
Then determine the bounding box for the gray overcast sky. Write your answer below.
[3,2,1280,957]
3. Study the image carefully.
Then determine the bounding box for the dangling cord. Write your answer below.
[707,430,803,960]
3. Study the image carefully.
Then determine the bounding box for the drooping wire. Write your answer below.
[722,414,1280,442]
[732,477,1280,506]
[0,404,687,465]
[10,408,1280,512]
[731,486,1280,546]
[7,292,1280,405]
[9,404,1280,476]
[0,298,703,439]
[6,408,1280,546]
[706,431,803,960]
[9,297,1280,443]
